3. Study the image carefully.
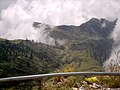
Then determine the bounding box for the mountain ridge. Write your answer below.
[0,18,116,78]
[0,18,117,89]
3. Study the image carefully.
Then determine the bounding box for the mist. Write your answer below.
[104,18,120,72]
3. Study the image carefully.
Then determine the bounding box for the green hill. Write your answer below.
[0,18,117,89]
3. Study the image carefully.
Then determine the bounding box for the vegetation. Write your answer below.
[0,39,102,90]
[98,76,120,88]
[0,18,119,89]
[97,50,120,88]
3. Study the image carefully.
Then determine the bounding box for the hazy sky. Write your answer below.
[0,0,120,25]
[0,0,16,15]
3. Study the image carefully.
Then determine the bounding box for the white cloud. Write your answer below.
[1,0,120,25]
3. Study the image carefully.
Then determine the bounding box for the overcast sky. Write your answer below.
[1,0,120,24]
[0,0,16,14]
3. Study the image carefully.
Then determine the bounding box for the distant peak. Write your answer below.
[32,22,52,30]
[33,22,42,28]
[89,18,100,22]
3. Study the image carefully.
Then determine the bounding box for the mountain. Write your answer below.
[0,18,116,77]
[79,18,116,37]
[49,18,116,63]
[50,18,116,40]
[0,18,117,89]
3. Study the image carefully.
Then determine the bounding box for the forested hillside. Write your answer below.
[0,18,117,89]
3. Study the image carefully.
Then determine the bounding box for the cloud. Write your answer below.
[104,17,120,72]
[0,0,16,19]
[1,0,120,25]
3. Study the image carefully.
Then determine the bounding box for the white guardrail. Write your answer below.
[0,72,120,82]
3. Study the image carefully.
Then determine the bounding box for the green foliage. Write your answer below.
[0,18,117,89]
[98,76,120,88]
[0,38,104,89]
[0,39,62,78]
